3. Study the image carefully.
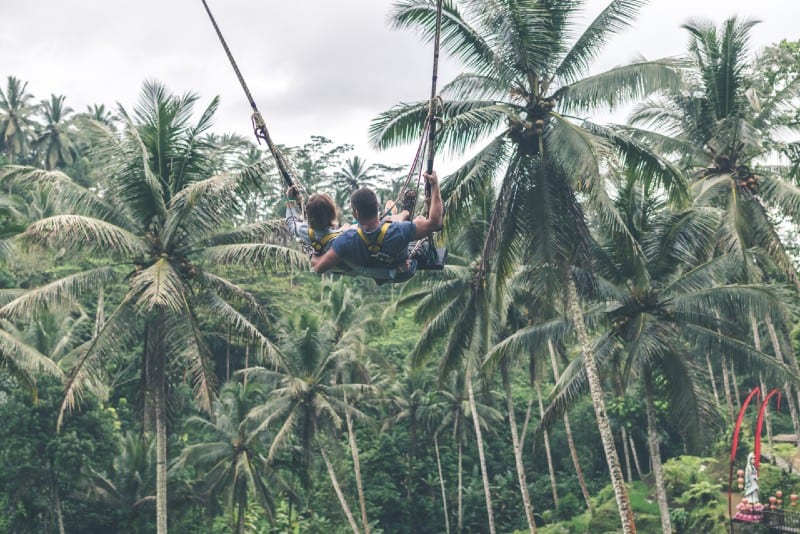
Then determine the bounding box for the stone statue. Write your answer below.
[744,452,760,505]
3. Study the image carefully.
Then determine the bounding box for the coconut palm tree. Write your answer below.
[331,156,379,209]
[495,178,796,533]
[417,370,503,533]
[173,381,286,533]
[0,76,38,164]
[88,431,157,534]
[627,16,800,433]
[244,308,374,534]
[372,2,684,529]
[0,80,297,533]
[34,94,78,171]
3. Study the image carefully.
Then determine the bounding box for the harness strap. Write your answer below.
[308,228,338,252]
[356,222,391,254]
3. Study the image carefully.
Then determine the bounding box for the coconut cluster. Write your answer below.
[508,97,557,152]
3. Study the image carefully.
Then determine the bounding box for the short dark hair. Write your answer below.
[350,188,379,220]
[306,193,338,231]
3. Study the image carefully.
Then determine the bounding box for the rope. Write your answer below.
[386,0,445,219]
[200,0,305,196]
[426,0,444,177]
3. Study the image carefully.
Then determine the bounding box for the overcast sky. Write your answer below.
[1,0,797,170]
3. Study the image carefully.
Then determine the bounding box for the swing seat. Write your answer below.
[408,238,447,271]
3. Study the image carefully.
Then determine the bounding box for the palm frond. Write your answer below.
[390,0,516,81]
[22,215,147,259]
[0,267,119,319]
[128,257,190,313]
[58,297,139,430]
[560,59,682,114]
[201,243,306,272]
[555,0,647,83]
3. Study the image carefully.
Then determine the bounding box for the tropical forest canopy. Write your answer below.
[3,2,800,533]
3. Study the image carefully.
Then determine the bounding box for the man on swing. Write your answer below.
[311,171,443,281]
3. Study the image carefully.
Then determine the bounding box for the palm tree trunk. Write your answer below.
[620,426,633,482]
[565,277,635,533]
[235,491,246,534]
[344,394,370,534]
[751,313,774,445]
[644,372,672,534]
[706,354,721,408]
[320,446,361,534]
[434,434,451,534]
[467,371,496,534]
[146,316,169,534]
[629,436,644,479]
[547,339,591,510]
[51,470,66,534]
[731,364,741,407]
[721,356,735,421]
[535,379,558,511]
[458,439,463,533]
[502,362,537,532]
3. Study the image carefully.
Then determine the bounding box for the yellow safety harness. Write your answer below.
[308,227,339,253]
[356,222,394,262]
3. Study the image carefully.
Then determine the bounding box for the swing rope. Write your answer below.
[385,0,445,218]
[200,0,305,196]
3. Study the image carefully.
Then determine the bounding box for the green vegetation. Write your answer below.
[4,1,800,533]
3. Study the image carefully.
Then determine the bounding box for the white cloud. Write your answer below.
[1,0,798,172]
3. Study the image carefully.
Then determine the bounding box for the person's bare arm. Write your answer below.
[413,171,443,240]
[310,247,342,273]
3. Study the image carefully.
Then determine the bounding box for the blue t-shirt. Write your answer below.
[332,221,417,269]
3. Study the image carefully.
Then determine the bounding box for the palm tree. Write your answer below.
[627,16,800,433]
[417,371,503,533]
[83,103,117,127]
[0,76,37,164]
[499,178,796,533]
[34,94,78,170]
[89,431,157,534]
[331,156,379,209]
[372,2,683,530]
[0,80,296,533]
[244,308,373,533]
[173,381,285,532]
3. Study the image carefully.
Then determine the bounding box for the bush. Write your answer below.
[556,493,582,520]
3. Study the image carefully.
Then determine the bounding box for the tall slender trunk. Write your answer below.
[547,339,591,510]
[50,469,66,534]
[644,372,672,534]
[502,363,537,532]
[467,371,496,534]
[721,356,735,421]
[566,277,635,533]
[457,440,463,533]
[751,314,774,446]
[320,446,360,534]
[235,492,246,534]
[629,436,644,479]
[344,394,370,534]
[535,380,558,511]
[519,398,534,450]
[344,393,370,534]
[621,426,633,482]
[434,434,451,534]
[706,354,720,408]
[146,317,169,534]
[731,364,741,407]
